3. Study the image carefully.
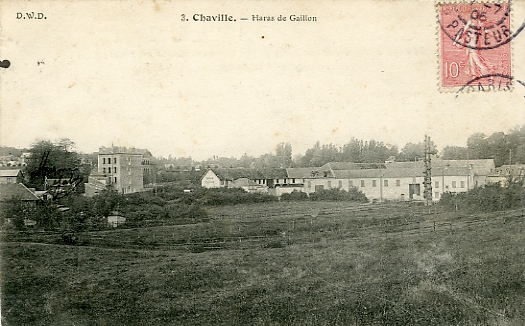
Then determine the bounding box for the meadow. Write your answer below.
[2,201,525,325]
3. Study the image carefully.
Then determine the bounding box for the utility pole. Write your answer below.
[509,149,513,185]
[423,135,434,207]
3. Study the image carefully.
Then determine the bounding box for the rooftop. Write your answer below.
[0,183,39,201]
[98,146,153,157]
[0,169,21,177]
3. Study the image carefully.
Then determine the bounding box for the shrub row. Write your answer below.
[281,188,368,203]
[439,182,525,213]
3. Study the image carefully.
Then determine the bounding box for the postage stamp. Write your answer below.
[438,1,512,91]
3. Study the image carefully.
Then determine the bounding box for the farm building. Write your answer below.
[287,159,495,202]
[200,159,495,202]
[0,183,40,204]
[486,164,525,186]
[0,169,24,184]
[200,168,293,194]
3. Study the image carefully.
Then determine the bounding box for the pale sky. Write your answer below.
[1,0,525,160]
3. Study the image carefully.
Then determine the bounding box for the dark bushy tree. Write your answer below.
[25,139,84,196]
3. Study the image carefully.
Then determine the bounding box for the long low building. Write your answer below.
[201,158,496,202]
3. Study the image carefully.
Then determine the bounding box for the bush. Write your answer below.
[200,188,277,206]
[439,182,525,213]
[309,187,368,202]
[280,191,309,201]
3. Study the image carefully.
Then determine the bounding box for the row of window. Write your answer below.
[102,157,135,164]
[435,181,465,188]
[274,179,297,184]
[359,179,401,187]
[307,179,467,189]
[102,157,117,164]
[362,180,466,188]
[102,167,118,173]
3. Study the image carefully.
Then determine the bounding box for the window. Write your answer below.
[114,157,117,164]
[114,167,117,173]
[452,181,456,188]
[372,180,377,187]
[396,180,401,187]
[103,167,106,173]
[102,158,105,164]
[384,180,388,187]
[114,177,117,183]
[327,181,332,188]
[461,181,465,188]
[435,181,439,188]
[349,180,353,187]
[338,180,343,189]
[360,180,365,187]
[292,178,296,183]
[435,192,440,199]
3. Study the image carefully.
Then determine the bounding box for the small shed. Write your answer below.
[107,213,126,227]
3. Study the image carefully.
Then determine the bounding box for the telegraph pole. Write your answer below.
[423,135,433,207]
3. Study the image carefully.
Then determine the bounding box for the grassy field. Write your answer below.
[3,201,525,325]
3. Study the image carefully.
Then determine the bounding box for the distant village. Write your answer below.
[1,143,523,206]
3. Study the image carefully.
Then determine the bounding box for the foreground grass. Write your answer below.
[3,203,525,325]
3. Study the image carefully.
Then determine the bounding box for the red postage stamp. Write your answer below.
[438,1,512,91]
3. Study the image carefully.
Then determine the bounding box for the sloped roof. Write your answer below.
[321,162,387,170]
[259,168,288,179]
[286,168,334,179]
[210,168,263,181]
[384,161,425,169]
[98,146,153,157]
[0,183,39,201]
[233,178,261,187]
[435,159,495,175]
[332,166,470,179]
[0,169,21,177]
[385,159,495,176]
[320,162,359,171]
[333,169,383,179]
[210,168,287,180]
[286,168,315,179]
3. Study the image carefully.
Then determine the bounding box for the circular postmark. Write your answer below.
[456,73,525,96]
[439,2,524,50]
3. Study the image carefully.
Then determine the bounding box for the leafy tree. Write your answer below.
[466,132,489,160]
[275,142,293,168]
[25,139,83,195]
[398,140,436,162]
[441,146,469,160]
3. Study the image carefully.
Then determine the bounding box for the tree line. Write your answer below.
[193,127,525,169]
